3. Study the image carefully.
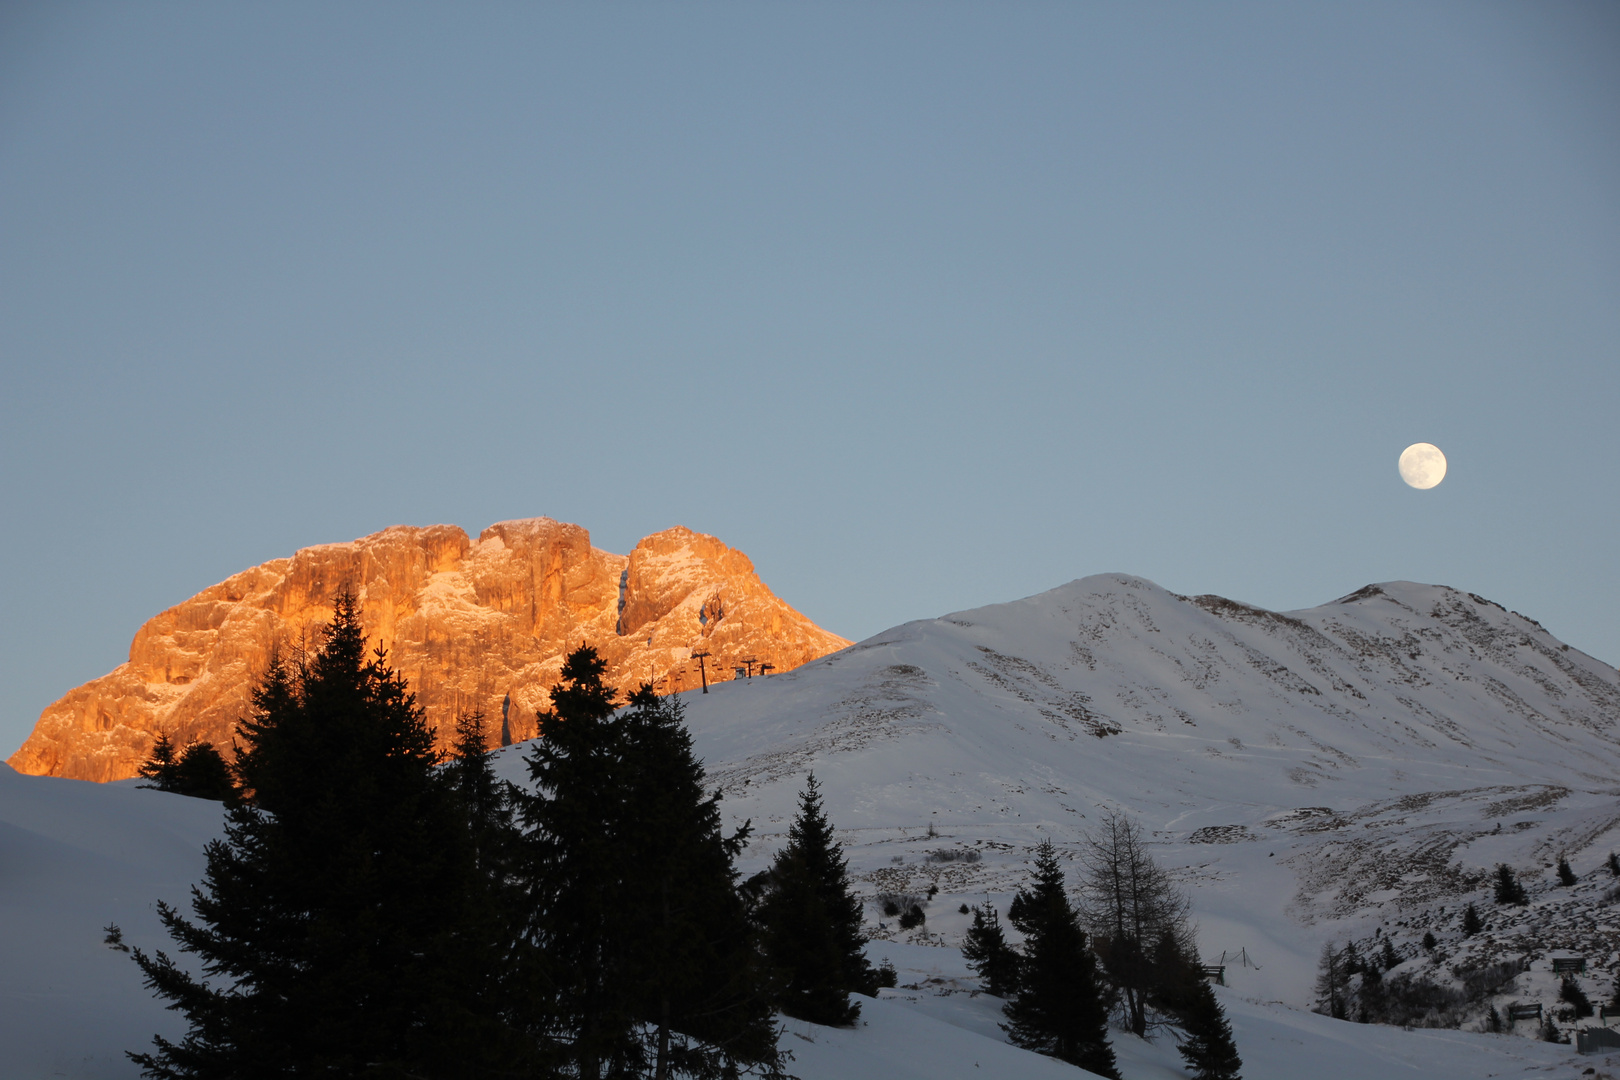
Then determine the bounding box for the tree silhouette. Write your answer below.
[755,773,877,1027]
[127,594,533,1078]
[1003,840,1119,1078]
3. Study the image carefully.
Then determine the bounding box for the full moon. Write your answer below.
[1398,443,1447,489]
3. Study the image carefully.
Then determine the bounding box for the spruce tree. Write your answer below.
[1461,902,1483,936]
[516,645,639,1078]
[171,741,237,803]
[1557,857,1577,886]
[135,732,178,788]
[515,650,780,1079]
[1493,864,1528,905]
[126,593,534,1078]
[755,773,877,1027]
[615,686,781,1079]
[1002,840,1119,1079]
[1175,978,1242,1080]
[961,903,1020,998]
[1559,974,1594,1018]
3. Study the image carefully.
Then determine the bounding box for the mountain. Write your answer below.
[634,573,1620,1008]
[8,519,849,782]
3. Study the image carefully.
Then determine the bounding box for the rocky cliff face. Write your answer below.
[8,519,851,782]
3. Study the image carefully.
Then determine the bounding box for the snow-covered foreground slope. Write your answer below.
[2,764,1601,1080]
[0,763,221,1079]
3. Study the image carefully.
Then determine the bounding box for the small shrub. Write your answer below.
[877,891,922,920]
[875,959,898,988]
[925,848,982,864]
[1421,931,1436,952]
[898,905,926,930]
[926,884,938,899]
[959,903,970,914]
[1607,851,1619,876]
[1456,959,1520,1001]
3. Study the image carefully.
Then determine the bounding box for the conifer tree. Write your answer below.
[1559,974,1594,1018]
[1175,978,1243,1080]
[516,645,639,1078]
[1556,856,1577,886]
[1003,840,1119,1079]
[961,903,1020,998]
[515,651,780,1079]
[126,594,535,1078]
[1608,851,1620,877]
[1314,942,1348,1019]
[1077,812,1191,1037]
[1493,864,1528,905]
[135,732,177,788]
[171,741,237,803]
[1461,902,1483,936]
[615,686,781,1079]
[755,773,878,1027]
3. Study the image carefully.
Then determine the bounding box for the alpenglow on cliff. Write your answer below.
[9,519,851,782]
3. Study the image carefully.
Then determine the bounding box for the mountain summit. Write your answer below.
[9,519,850,782]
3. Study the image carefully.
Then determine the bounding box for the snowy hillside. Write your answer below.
[583,575,1620,1016]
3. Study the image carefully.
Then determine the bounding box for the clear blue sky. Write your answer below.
[3,2,1617,757]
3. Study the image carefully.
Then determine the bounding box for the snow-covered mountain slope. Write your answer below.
[565,574,1620,1013]
[9,572,1620,1077]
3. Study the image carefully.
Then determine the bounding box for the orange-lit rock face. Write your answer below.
[7,520,850,782]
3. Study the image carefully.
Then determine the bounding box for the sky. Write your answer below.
[2,1,1617,759]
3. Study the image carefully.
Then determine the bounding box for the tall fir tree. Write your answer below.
[516,645,638,1080]
[126,593,536,1079]
[961,903,1020,998]
[1002,840,1119,1079]
[515,648,780,1079]
[755,773,878,1027]
[615,686,781,1080]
